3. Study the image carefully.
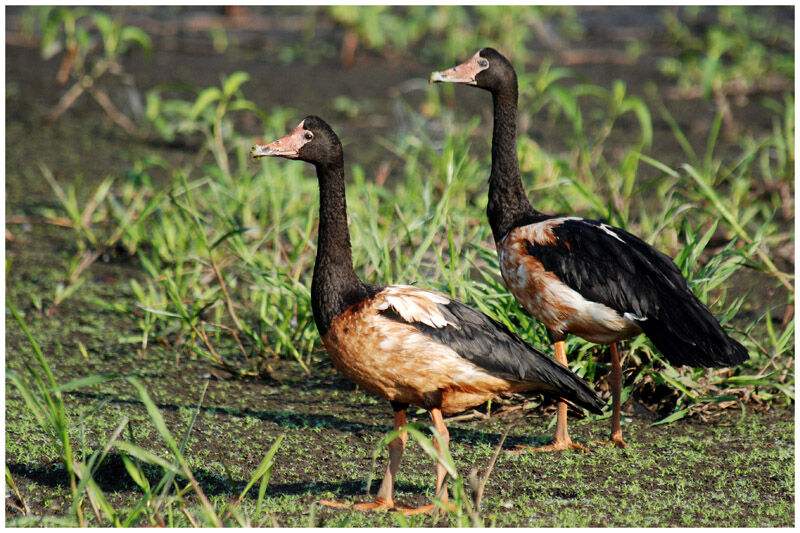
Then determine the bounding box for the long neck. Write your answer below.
[486,86,537,242]
[311,160,366,336]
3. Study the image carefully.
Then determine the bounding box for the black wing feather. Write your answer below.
[527,218,748,367]
[380,299,604,414]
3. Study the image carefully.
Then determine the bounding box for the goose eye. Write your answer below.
[478,59,488,68]
[304,131,313,140]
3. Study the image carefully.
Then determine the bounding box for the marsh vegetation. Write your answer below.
[6,6,794,526]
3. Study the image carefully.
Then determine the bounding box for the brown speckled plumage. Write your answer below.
[431,47,749,450]
[323,286,546,414]
[251,116,602,510]
[498,224,642,344]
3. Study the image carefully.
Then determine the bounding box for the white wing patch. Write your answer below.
[374,285,459,329]
[521,216,581,245]
[623,312,647,322]
[595,222,626,243]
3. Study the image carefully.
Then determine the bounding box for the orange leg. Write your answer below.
[591,343,627,448]
[430,407,451,509]
[608,342,626,448]
[400,407,453,515]
[515,340,588,453]
[319,409,418,513]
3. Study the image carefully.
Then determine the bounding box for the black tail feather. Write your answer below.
[640,296,750,368]
[534,353,605,414]
[387,298,604,414]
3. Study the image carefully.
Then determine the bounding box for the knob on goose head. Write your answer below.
[250,115,343,168]
[430,47,516,94]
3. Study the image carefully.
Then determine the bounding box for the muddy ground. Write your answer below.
[5,6,794,527]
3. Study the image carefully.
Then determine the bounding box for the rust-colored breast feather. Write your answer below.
[497,222,641,344]
[321,285,531,413]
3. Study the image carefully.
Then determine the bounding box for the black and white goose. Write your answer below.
[431,48,749,450]
[250,115,603,513]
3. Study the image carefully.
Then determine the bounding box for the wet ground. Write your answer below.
[5,6,794,527]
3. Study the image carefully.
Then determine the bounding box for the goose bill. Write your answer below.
[250,121,308,158]
[429,51,488,85]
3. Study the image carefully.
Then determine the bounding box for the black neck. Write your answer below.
[486,86,538,242]
[310,160,368,336]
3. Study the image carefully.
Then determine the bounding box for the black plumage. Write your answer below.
[250,115,604,510]
[380,298,604,414]
[525,217,748,367]
[431,47,750,449]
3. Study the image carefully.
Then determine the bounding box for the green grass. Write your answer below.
[6,5,794,528]
[49,73,789,407]
[6,330,794,526]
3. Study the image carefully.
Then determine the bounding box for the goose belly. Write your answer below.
[322,307,529,413]
[497,235,642,344]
